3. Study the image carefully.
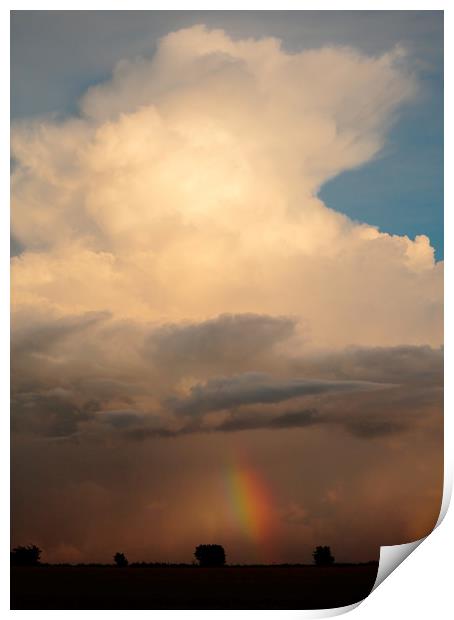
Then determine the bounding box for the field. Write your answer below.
[11,564,379,609]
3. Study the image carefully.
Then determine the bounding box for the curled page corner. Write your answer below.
[288,600,362,619]
[295,473,452,619]
[318,538,427,618]
[372,538,424,591]
[435,471,452,528]
[371,471,452,594]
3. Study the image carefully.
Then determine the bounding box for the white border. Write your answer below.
[3,3,451,617]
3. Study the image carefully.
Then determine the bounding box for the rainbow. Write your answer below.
[223,458,276,561]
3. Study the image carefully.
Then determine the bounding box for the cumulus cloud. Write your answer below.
[11,25,442,348]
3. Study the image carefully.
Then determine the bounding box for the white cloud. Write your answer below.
[11,25,442,348]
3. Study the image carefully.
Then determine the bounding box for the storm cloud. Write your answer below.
[11,26,442,348]
[10,23,443,565]
[11,311,442,442]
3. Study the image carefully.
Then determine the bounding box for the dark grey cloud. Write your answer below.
[123,409,320,440]
[340,416,409,439]
[94,409,145,429]
[216,408,319,433]
[125,427,192,441]
[11,234,25,257]
[145,313,296,371]
[11,381,441,443]
[11,391,96,438]
[124,394,433,440]
[320,383,443,439]
[10,311,442,444]
[291,345,443,387]
[169,372,386,415]
[12,311,110,356]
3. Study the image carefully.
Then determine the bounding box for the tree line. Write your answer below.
[11,543,338,567]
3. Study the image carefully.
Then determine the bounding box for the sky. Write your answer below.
[10,11,443,565]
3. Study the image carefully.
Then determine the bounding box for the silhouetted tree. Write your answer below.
[194,544,226,567]
[114,552,129,567]
[312,545,335,566]
[11,545,42,566]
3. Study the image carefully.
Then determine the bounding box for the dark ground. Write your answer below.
[11,564,379,609]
